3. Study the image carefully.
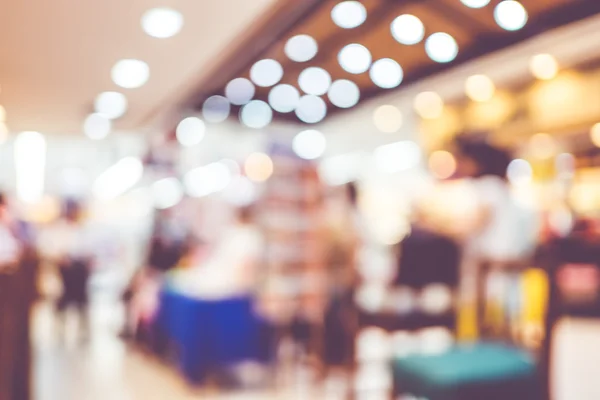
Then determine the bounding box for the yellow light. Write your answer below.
[414,91,444,120]
[0,123,7,145]
[428,150,456,180]
[591,123,600,147]
[0,105,6,122]
[373,105,403,133]
[245,152,273,182]
[529,133,557,159]
[465,74,495,102]
[530,54,558,80]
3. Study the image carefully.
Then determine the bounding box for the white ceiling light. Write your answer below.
[184,162,232,198]
[414,91,444,119]
[93,157,144,200]
[176,117,205,147]
[391,14,425,45]
[298,67,332,96]
[460,0,491,8]
[370,58,404,89]
[331,1,367,29]
[152,177,183,210]
[111,59,150,89]
[202,95,230,123]
[328,79,360,109]
[338,43,372,74]
[225,78,255,106]
[285,34,318,62]
[293,130,327,160]
[425,33,459,63]
[15,131,46,203]
[295,95,327,124]
[240,100,273,129]
[141,7,183,39]
[507,159,532,186]
[373,105,403,133]
[269,84,300,113]
[250,59,283,87]
[374,141,421,173]
[465,74,495,102]
[84,113,111,140]
[94,91,128,119]
[494,1,528,31]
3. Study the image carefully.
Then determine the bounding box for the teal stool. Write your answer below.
[392,343,540,400]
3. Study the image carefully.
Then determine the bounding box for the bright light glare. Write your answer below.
[184,162,232,198]
[293,130,327,160]
[152,177,183,209]
[331,1,367,29]
[15,131,46,203]
[225,78,255,106]
[95,91,128,119]
[461,0,491,8]
[494,1,528,31]
[285,35,318,62]
[141,8,183,39]
[328,79,360,109]
[465,74,495,102]
[176,117,206,147]
[414,91,444,120]
[370,58,403,89]
[250,59,283,88]
[84,113,111,140]
[269,84,300,113]
[429,150,457,179]
[530,54,558,80]
[425,33,459,63]
[93,157,143,200]
[240,100,273,129]
[295,95,327,124]
[507,159,533,186]
[319,152,366,186]
[298,67,331,96]
[338,44,372,74]
[391,15,425,45]
[245,152,273,182]
[202,95,230,123]
[373,105,403,133]
[111,59,150,89]
[374,141,421,173]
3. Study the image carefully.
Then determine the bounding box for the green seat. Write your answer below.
[392,343,540,400]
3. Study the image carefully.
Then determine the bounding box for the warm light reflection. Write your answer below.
[530,54,559,80]
[414,91,444,120]
[507,159,533,186]
[245,152,273,182]
[428,150,456,180]
[373,105,403,133]
[529,133,557,159]
[465,74,495,102]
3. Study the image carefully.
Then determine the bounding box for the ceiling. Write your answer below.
[0,0,279,135]
[189,0,600,125]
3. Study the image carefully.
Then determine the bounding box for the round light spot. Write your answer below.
[331,1,367,29]
[373,105,403,133]
[240,100,273,129]
[429,150,456,179]
[370,58,403,89]
[176,117,206,147]
[530,54,559,80]
[94,91,128,119]
[269,84,300,113]
[185,162,232,197]
[507,159,533,186]
[494,1,528,31]
[298,67,332,96]
[250,59,283,88]
[83,113,111,140]
[295,95,327,124]
[225,78,255,106]
[460,0,491,8]
[390,14,425,45]
[245,152,273,182]
[591,123,600,147]
[530,133,557,159]
[285,34,318,62]
[465,74,495,102]
[338,43,372,74]
[374,141,422,173]
[414,91,444,119]
[202,95,230,123]
[328,79,360,109]
[425,33,459,63]
[0,123,8,145]
[222,176,257,206]
[111,59,150,89]
[293,130,327,160]
[141,7,183,39]
[152,177,183,209]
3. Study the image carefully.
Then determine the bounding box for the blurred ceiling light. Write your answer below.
[202,95,230,123]
[141,7,183,39]
[222,176,257,206]
[293,130,327,160]
[240,100,273,129]
[507,159,532,186]
[244,152,273,182]
[184,162,232,198]
[391,14,425,45]
[591,123,600,147]
[285,34,318,62]
[0,123,7,144]
[494,1,528,31]
[370,58,403,89]
[328,79,360,109]
[425,33,459,63]
[84,113,111,140]
[529,54,558,80]
[295,95,327,124]
[111,59,150,89]
[331,1,367,29]
[428,150,456,180]
[151,177,183,209]
[176,116,206,146]
[225,78,255,105]
[250,59,283,88]
[94,91,128,119]
[374,141,421,173]
[15,131,46,203]
[414,91,444,120]
[465,74,495,102]
[268,84,300,113]
[298,67,332,96]
[460,0,490,8]
[373,105,403,133]
[0,105,6,121]
[530,133,557,159]
[338,43,372,74]
[93,157,144,200]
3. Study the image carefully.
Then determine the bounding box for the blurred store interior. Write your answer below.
[3,0,600,399]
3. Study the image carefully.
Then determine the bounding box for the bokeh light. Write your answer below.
[94,91,128,119]
[141,7,183,39]
[530,54,559,80]
[202,95,231,123]
[250,59,283,87]
[285,34,318,62]
[390,14,425,45]
[591,123,600,147]
[374,141,421,173]
[465,74,495,102]
[425,33,459,63]
[507,159,533,186]
[338,43,372,74]
[245,152,274,182]
[529,133,557,159]
[328,79,360,109]
[461,0,491,8]
[293,130,327,160]
[111,59,150,89]
[429,150,457,179]
[83,113,111,140]
[331,1,367,29]
[295,95,327,124]
[370,58,403,89]
[494,1,528,31]
[298,67,332,96]
[414,91,444,119]
[269,84,300,113]
[225,78,255,106]
[185,162,232,197]
[240,100,273,129]
[176,116,206,146]
[152,177,183,210]
[373,105,403,133]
